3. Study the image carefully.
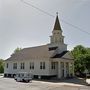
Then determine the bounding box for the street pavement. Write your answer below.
[0,76,90,90]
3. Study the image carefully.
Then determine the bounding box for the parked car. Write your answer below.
[14,72,33,82]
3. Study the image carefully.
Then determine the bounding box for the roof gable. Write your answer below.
[61,51,74,60]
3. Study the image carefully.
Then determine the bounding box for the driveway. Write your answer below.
[0,76,90,90]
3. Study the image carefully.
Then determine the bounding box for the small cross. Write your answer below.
[56,12,58,15]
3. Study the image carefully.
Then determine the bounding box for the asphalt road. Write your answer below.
[0,76,90,90]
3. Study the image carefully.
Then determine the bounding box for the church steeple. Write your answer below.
[50,13,64,44]
[49,13,67,52]
[53,12,62,31]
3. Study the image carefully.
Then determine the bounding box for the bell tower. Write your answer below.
[50,13,64,44]
[49,13,67,52]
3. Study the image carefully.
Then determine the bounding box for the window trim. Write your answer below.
[13,63,17,69]
[51,62,56,69]
[40,62,45,70]
[30,62,34,70]
[20,62,25,69]
[6,63,8,68]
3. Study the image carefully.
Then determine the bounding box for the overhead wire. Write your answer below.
[20,0,90,36]
[21,0,54,17]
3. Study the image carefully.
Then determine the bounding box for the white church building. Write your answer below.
[4,14,74,79]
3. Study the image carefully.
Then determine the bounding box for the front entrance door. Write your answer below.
[61,62,64,78]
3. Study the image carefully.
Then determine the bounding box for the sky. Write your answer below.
[0,0,90,59]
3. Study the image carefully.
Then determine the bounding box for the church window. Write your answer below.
[51,62,56,69]
[6,63,8,68]
[54,32,56,35]
[55,38,58,42]
[20,62,25,69]
[57,32,59,34]
[30,62,34,69]
[40,62,42,69]
[13,63,17,69]
[49,47,58,51]
[40,62,45,69]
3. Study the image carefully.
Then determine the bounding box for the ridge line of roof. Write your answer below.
[22,44,48,50]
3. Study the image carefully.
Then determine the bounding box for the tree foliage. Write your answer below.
[71,45,90,75]
[14,47,22,54]
[0,59,4,73]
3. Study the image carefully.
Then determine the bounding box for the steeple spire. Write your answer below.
[53,12,62,31]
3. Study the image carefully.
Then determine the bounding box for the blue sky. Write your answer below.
[0,0,90,59]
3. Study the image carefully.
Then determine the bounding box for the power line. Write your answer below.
[21,0,90,36]
[61,19,90,36]
[21,0,54,17]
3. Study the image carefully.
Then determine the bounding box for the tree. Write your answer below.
[71,45,90,76]
[84,54,90,71]
[0,59,4,73]
[86,48,90,54]
[71,45,87,58]
[14,47,22,54]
